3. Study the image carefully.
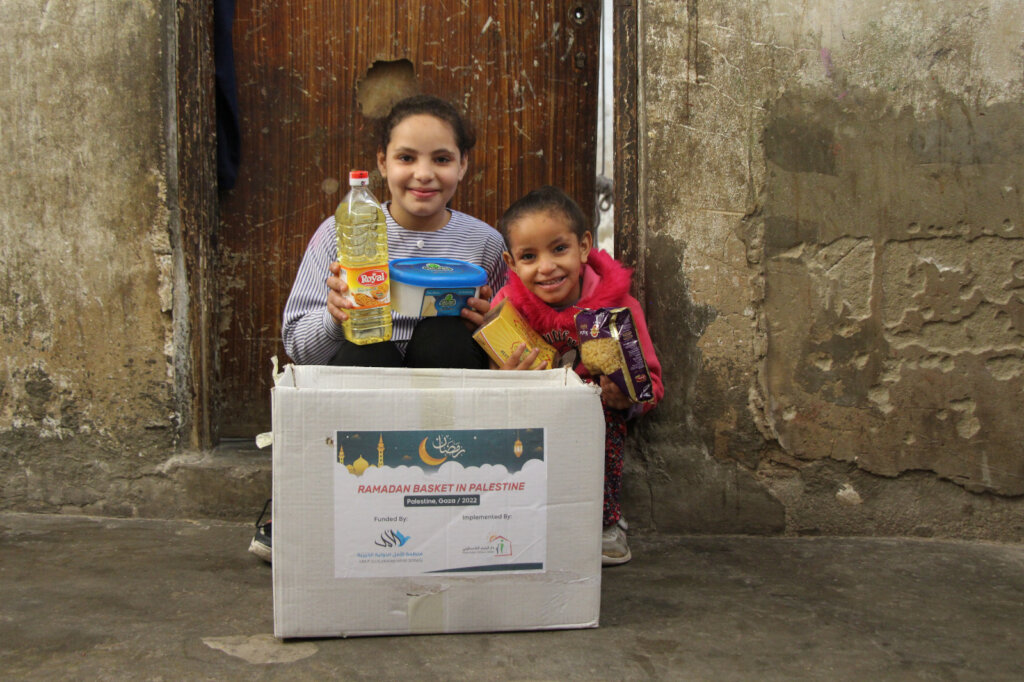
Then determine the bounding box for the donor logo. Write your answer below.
[358,270,387,286]
[374,529,411,548]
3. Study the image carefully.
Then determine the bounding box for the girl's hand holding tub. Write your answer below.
[459,284,494,330]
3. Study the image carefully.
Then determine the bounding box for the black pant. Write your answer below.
[328,317,489,369]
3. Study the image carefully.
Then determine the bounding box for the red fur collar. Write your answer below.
[503,249,633,334]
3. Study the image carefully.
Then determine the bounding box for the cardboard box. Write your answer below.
[271,364,605,638]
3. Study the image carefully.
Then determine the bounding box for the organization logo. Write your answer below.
[462,534,513,557]
[374,529,411,548]
[489,534,512,557]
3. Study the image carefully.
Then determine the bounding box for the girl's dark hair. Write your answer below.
[377,95,476,155]
[498,185,589,246]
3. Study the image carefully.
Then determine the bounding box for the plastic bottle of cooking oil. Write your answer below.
[336,170,392,344]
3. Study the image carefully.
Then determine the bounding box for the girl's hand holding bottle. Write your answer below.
[326,261,354,326]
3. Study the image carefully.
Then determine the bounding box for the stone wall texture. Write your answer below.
[0,1,178,515]
[1,1,1022,539]
[632,0,1024,539]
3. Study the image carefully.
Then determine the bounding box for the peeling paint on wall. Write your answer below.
[0,0,176,515]
[3,0,1022,536]
[639,0,1024,538]
[355,59,419,119]
[761,92,1024,495]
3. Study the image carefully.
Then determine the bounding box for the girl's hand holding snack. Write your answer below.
[497,342,546,371]
[599,375,632,410]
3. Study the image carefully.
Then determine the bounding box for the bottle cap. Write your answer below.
[349,170,369,185]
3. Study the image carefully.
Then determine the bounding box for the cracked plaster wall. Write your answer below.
[4,0,1023,540]
[0,1,179,515]
[637,0,1024,539]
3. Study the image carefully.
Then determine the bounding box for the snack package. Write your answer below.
[473,300,559,370]
[575,307,654,403]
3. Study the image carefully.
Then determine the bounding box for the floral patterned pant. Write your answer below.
[603,403,627,528]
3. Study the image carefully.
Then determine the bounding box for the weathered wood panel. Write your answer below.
[176,0,218,448]
[217,1,600,436]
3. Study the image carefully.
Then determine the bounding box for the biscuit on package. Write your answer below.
[473,300,558,370]
[575,307,654,403]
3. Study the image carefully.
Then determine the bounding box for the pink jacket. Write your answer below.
[492,249,663,416]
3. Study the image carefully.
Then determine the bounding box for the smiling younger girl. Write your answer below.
[492,185,664,566]
[282,95,507,369]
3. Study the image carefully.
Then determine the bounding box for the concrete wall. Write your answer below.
[2,0,1022,540]
[0,1,263,519]
[0,0,179,515]
[630,0,1024,540]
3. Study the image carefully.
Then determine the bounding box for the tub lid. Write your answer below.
[389,258,487,287]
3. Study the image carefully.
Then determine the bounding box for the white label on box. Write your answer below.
[333,428,547,578]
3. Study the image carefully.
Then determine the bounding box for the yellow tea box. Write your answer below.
[473,300,558,370]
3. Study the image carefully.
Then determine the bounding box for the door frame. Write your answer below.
[172,0,641,450]
[174,0,218,449]
[612,0,641,296]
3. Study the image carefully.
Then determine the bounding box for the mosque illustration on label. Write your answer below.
[336,429,543,474]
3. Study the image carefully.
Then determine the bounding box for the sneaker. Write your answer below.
[248,499,272,563]
[602,518,631,566]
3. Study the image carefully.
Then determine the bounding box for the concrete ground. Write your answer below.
[2,511,1023,681]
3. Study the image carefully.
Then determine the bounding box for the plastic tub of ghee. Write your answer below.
[389,258,488,317]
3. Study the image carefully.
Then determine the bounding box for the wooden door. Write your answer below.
[217,1,600,438]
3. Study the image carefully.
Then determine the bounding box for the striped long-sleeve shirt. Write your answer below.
[282,205,508,364]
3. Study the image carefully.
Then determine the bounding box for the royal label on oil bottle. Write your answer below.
[340,265,390,310]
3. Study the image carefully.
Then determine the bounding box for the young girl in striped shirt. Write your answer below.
[281,94,507,369]
[252,96,507,562]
